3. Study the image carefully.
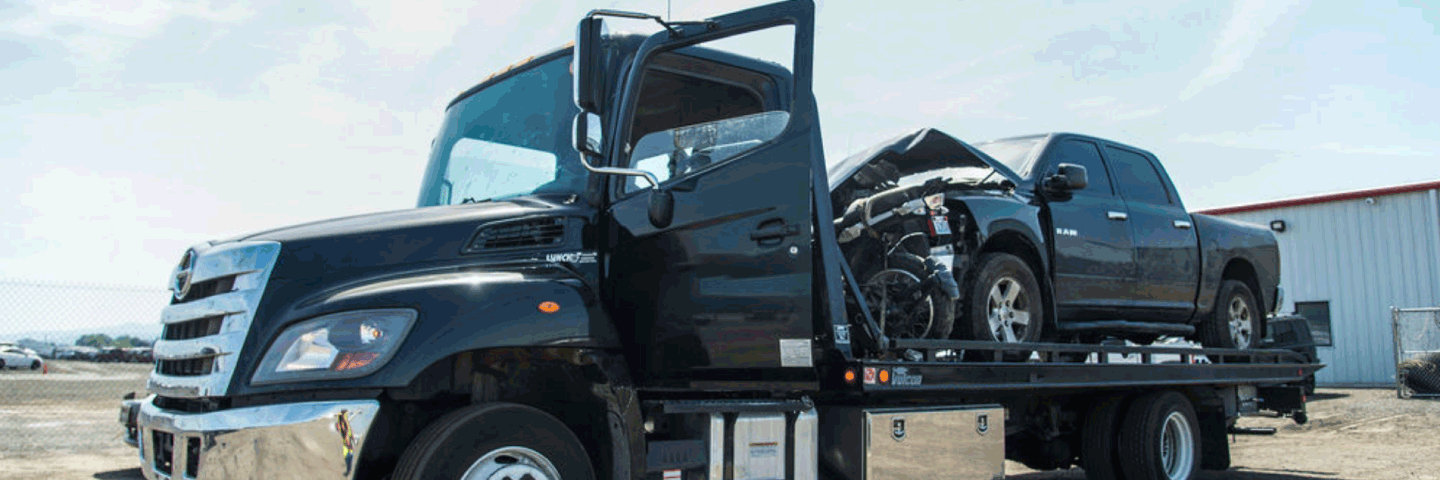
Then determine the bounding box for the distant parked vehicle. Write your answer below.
[0,346,44,370]
[95,348,130,363]
[123,348,154,363]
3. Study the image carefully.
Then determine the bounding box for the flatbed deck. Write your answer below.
[849,339,1322,392]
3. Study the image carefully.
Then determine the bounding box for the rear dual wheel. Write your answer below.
[1082,391,1200,480]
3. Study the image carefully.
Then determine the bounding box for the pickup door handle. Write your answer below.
[1107,211,1128,221]
[1173,219,1193,229]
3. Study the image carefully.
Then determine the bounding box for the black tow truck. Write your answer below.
[120,2,1320,480]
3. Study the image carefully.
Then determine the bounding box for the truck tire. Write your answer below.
[31,360,41,370]
[0,359,6,369]
[1197,280,1258,350]
[1117,391,1200,480]
[1080,395,1128,480]
[392,403,595,480]
[964,253,1044,344]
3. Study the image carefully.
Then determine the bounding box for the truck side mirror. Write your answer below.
[572,112,602,157]
[649,189,674,228]
[573,16,605,114]
[1047,163,1088,192]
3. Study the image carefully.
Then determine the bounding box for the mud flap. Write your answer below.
[1198,411,1231,471]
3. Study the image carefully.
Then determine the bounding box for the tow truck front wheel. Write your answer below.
[392,403,595,480]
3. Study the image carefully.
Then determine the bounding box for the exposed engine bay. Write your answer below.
[828,128,1013,344]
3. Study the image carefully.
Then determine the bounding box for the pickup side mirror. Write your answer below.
[1046,163,1088,192]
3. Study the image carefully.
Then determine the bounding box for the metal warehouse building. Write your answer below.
[1199,180,1440,387]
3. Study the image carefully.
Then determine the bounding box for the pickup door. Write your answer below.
[1043,137,1139,320]
[1100,143,1200,321]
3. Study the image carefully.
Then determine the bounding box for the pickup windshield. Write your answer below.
[417,54,586,207]
[972,135,1045,178]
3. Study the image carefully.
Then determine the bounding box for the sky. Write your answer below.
[2,0,1437,334]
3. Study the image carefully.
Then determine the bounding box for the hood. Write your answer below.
[826,128,1019,191]
[232,195,590,280]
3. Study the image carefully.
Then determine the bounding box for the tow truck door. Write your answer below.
[602,1,819,385]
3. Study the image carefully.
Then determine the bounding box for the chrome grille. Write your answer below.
[149,241,280,399]
[157,357,215,376]
[162,315,223,340]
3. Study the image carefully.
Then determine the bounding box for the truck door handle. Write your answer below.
[1173,220,1192,229]
[1107,211,1128,221]
[750,222,800,243]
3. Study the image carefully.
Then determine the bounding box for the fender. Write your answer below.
[956,194,1051,274]
[1191,214,1280,319]
[231,263,621,396]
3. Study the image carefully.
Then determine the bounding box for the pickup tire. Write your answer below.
[1197,280,1258,350]
[391,403,594,480]
[964,253,1044,345]
[1117,391,1200,480]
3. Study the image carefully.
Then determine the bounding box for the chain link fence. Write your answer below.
[1391,306,1440,399]
[0,279,166,459]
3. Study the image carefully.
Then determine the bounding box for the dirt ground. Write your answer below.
[2,362,1437,480]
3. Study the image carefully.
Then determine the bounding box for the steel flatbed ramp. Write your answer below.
[849,339,1323,392]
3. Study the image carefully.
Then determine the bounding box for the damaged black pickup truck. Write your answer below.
[830,128,1281,349]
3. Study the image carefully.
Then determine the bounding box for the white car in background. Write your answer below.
[0,346,44,370]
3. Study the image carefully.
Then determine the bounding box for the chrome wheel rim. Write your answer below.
[1227,296,1253,349]
[461,446,561,480]
[986,277,1031,342]
[1159,411,1195,480]
[864,269,934,339]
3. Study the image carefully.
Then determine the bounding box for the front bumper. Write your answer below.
[134,398,380,480]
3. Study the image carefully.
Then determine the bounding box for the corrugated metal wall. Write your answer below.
[1213,188,1440,386]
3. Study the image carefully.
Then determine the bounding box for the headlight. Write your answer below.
[252,309,416,385]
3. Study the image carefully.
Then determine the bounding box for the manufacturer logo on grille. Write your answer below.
[172,248,197,300]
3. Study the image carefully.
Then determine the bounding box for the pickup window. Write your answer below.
[1103,145,1172,205]
[1053,139,1114,197]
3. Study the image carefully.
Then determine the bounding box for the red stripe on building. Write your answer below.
[1197,180,1440,215]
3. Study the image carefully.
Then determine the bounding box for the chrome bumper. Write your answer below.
[135,398,380,480]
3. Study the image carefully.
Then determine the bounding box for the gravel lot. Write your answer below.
[3,362,1437,480]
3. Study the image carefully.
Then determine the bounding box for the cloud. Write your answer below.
[1315,142,1435,157]
[3,0,255,64]
[1065,95,1166,123]
[1177,0,1303,101]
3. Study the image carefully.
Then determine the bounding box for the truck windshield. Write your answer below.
[972,136,1045,178]
[417,54,585,207]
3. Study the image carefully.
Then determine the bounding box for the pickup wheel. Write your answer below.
[391,403,595,480]
[1198,280,1258,349]
[30,360,41,370]
[964,253,1044,345]
[1117,391,1200,480]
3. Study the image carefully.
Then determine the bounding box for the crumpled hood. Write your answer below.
[826,127,1019,191]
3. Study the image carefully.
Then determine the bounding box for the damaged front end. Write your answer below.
[828,128,1021,345]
